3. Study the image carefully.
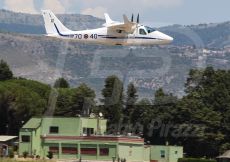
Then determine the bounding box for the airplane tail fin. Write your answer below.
[123,14,130,24]
[104,13,113,26]
[41,10,72,36]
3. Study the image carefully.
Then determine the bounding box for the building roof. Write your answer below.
[41,135,144,144]
[22,118,41,129]
[0,136,17,142]
[149,145,183,148]
[22,116,107,129]
[217,150,230,159]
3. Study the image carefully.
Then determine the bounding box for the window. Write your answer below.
[145,26,156,33]
[21,135,30,142]
[116,29,123,33]
[160,150,165,158]
[49,146,59,154]
[81,148,97,155]
[49,126,59,134]
[139,28,147,35]
[83,128,94,136]
[62,147,78,154]
[100,148,109,156]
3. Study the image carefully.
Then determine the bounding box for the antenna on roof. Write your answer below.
[99,112,103,117]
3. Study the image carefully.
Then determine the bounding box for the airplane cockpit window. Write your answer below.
[116,29,124,33]
[145,26,156,33]
[139,28,147,35]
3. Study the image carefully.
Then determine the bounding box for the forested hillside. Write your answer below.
[1,60,230,158]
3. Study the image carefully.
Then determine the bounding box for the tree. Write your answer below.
[175,67,230,157]
[71,83,96,116]
[143,88,178,145]
[220,143,230,154]
[131,98,152,124]
[101,75,124,127]
[123,83,138,126]
[0,89,11,134]
[175,96,223,157]
[0,81,47,135]
[153,88,178,121]
[131,99,152,136]
[54,78,69,88]
[0,59,13,81]
[8,79,51,101]
[54,88,75,116]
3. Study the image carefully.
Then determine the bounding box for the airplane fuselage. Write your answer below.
[42,10,173,46]
[51,25,173,46]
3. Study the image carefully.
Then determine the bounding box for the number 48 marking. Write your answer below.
[90,34,97,39]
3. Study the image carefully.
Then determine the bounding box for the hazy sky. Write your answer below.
[0,0,230,26]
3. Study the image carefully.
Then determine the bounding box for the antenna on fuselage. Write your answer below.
[137,13,140,23]
[131,14,134,22]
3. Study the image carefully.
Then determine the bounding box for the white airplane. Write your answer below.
[42,10,173,46]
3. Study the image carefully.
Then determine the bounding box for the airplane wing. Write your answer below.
[104,14,137,34]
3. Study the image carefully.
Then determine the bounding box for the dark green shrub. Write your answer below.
[23,151,28,158]
[8,148,14,158]
[47,151,53,159]
[178,158,216,162]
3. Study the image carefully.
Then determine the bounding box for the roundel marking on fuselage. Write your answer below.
[84,34,89,39]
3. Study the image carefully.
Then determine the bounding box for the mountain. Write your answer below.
[1,31,230,98]
[160,22,230,48]
[0,9,104,34]
[0,10,230,98]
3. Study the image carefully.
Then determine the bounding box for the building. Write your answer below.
[149,145,183,162]
[0,135,18,157]
[19,117,183,162]
[217,150,230,162]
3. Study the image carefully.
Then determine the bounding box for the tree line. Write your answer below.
[0,59,230,158]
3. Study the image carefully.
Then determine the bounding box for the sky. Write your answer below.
[0,0,230,27]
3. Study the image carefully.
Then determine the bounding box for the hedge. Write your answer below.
[178,158,216,162]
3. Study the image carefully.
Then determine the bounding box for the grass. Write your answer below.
[0,158,49,162]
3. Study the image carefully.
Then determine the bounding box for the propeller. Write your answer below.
[131,14,134,22]
[137,13,139,23]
